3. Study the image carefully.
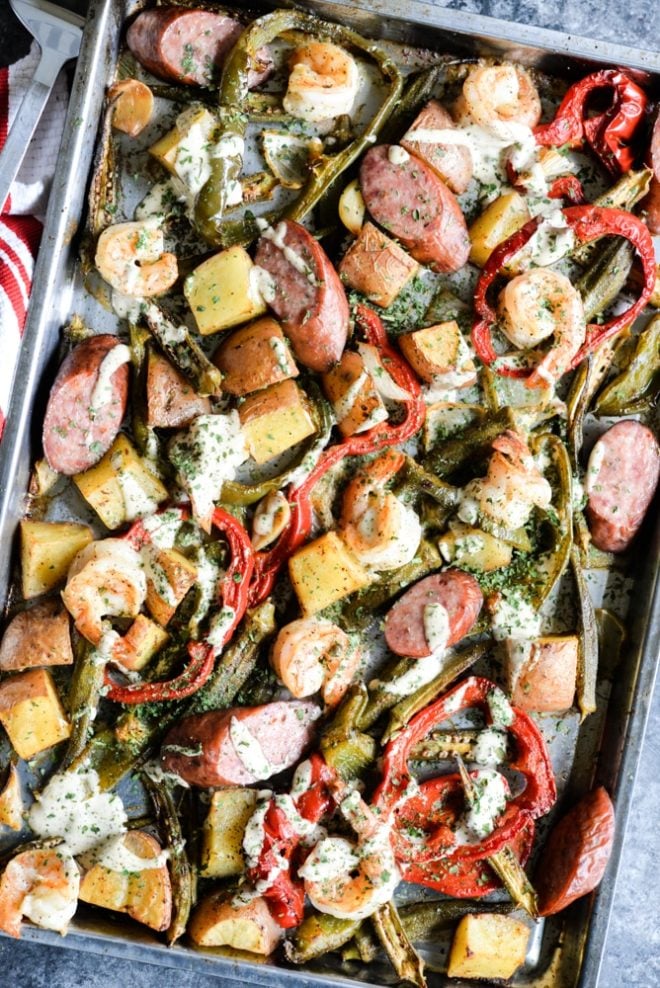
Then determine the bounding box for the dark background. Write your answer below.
[0,1,658,986]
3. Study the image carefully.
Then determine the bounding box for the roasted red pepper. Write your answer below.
[535,69,648,176]
[372,676,556,897]
[472,204,656,381]
[106,507,254,704]
[248,754,336,927]
[248,305,425,605]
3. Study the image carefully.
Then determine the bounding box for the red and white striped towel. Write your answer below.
[0,44,68,438]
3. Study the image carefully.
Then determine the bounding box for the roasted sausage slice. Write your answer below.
[535,787,615,916]
[401,100,474,194]
[254,220,349,373]
[161,700,320,787]
[359,144,470,272]
[642,111,660,234]
[384,570,483,658]
[586,420,660,553]
[126,8,272,90]
[42,335,130,476]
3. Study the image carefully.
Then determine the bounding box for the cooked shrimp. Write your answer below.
[61,538,147,644]
[270,618,360,707]
[339,450,422,571]
[95,220,178,297]
[298,789,399,921]
[283,42,359,123]
[0,845,79,938]
[460,430,552,530]
[251,491,291,552]
[498,268,586,388]
[456,64,542,129]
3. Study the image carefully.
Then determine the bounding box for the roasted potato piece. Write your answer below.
[509,635,579,712]
[109,79,154,137]
[398,320,476,385]
[0,668,71,760]
[20,520,93,600]
[145,547,197,627]
[201,788,258,878]
[447,912,530,980]
[184,246,267,336]
[213,317,298,397]
[149,106,216,173]
[338,222,419,308]
[188,892,282,955]
[146,351,211,428]
[289,532,371,615]
[0,764,23,830]
[74,434,168,530]
[0,600,73,671]
[469,191,531,267]
[239,379,316,466]
[338,178,366,235]
[439,522,513,572]
[79,831,172,932]
[119,615,169,672]
[322,349,387,438]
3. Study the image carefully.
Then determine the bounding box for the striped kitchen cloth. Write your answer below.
[0,43,68,438]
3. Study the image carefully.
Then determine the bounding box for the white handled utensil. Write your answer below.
[0,0,85,212]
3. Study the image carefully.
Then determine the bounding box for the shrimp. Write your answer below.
[270,618,360,707]
[283,42,359,123]
[456,63,542,129]
[61,538,147,645]
[298,789,399,921]
[0,845,79,938]
[95,220,178,298]
[498,268,586,389]
[339,450,422,572]
[460,430,552,530]
[251,491,291,552]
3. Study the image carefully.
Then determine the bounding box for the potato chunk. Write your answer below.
[447,912,530,980]
[469,191,531,267]
[509,635,579,712]
[79,831,172,931]
[239,379,316,466]
[144,547,197,627]
[74,434,168,530]
[201,788,258,878]
[339,222,419,308]
[338,178,366,234]
[289,532,371,615]
[184,246,267,336]
[322,349,387,438]
[399,320,476,386]
[119,615,169,672]
[20,520,93,600]
[214,317,298,396]
[0,668,71,760]
[0,764,23,830]
[149,106,216,174]
[0,600,73,671]
[146,351,211,428]
[189,892,281,955]
[439,523,513,572]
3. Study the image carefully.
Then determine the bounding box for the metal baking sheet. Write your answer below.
[0,1,658,986]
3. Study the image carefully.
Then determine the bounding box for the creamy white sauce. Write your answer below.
[269,335,292,373]
[141,509,184,550]
[141,545,178,607]
[490,592,541,642]
[143,302,187,344]
[298,836,358,882]
[487,686,515,727]
[454,769,509,844]
[506,637,535,692]
[256,218,316,284]
[206,606,236,651]
[80,834,169,873]
[456,493,480,526]
[242,790,274,867]
[357,342,411,402]
[383,650,448,696]
[29,770,127,856]
[230,718,280,780]
[169,411,248,524]
[249,265,277,305]
[423,602,451,654]
[291,759,313,799]
[253,491,288,539]
[135,179,177,223]
[274,794,324,843]
[472,727,508,767]
[332,370,369,423]
[586,440,606,495]
[171,107,216,200]
[111,290,144,323]
[90,344,131,415]
[111,451,162,520]
[388,145,410,165]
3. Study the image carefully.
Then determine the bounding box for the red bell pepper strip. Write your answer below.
[472,204,656,381]
[105,507,254,704]
[248,754,336,927]
[248,305,425,605]
[535,69,648,176]
[547,174,586,204]
[372,676,556,895]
